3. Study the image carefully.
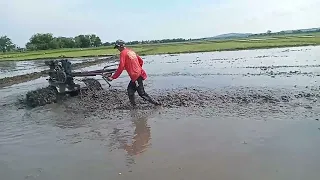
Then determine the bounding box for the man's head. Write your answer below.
[114,39,126,51]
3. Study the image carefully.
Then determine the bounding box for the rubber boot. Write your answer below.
[141,94,161,106]
[128,94,137,107]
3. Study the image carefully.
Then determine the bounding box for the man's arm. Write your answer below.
[137,55,143,67]
[111,54,125,79]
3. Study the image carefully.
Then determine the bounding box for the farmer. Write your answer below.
[107,39,161,107]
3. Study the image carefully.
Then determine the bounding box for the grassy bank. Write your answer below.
[1,35,320,61]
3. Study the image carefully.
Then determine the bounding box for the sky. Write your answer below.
[1,0,319,47]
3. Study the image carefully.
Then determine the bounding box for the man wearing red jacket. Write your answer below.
[107,40,161,107]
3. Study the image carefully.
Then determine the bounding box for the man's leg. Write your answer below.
[127,80,137,107]
[136,76,161,105]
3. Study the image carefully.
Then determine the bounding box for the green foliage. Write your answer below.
[28,33,54,50]
[1,28,320,56]
[125,38,190,45]
[74,35,90,48]
[56,37,76,48]
[89,34,102,47]
[0,36,16,52]
[2,35,320,61]
[249,29,320,38]
[25,33,103,50]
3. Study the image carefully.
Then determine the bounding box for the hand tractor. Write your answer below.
[45,59,118,95]
[25,59,118,107]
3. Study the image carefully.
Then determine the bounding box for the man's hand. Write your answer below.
[107,76,114,81]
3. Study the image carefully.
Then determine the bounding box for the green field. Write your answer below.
[1,34,320,61]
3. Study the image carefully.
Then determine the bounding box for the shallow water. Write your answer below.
[0,57,101,79]
[1,46,320,180]
[1,106,320,180]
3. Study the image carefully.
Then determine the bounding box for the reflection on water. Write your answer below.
[107,108,157,168]
[0,98,159,178]
[124,114,151,156]
[125,110,152,168]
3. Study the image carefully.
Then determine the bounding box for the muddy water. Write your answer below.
[0,57,100,79]
[1,46,320,180]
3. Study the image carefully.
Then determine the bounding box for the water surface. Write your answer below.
[1,46,320,180]
[0,57,102,79]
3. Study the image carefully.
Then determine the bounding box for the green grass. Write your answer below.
[247,31,320,39]
[1,34,320,61]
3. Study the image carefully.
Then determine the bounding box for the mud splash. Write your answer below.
[25,86,60,108]
[22,78,105,108]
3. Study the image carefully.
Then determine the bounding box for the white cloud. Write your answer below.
[1,0,319,47]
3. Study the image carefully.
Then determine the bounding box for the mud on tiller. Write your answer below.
[45,59,118,95]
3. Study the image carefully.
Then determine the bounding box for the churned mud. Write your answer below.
[21,78,104,108]
[18,80,320,122]
[25,86,60,108]
[54,85,320,120]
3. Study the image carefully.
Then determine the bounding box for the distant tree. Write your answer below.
[55,37,76,48]
[89,34,102,47]
[124,38,187,45]
[27,33,55,50]
[74,35,91,48]
[20,32,200,51]
[103,42,111,46]
[267,30,272,34]
[48,38,61,49]
[0,36,16,52]
[25,33,96,50]
[25,42,37,51]
[292,30,302,34]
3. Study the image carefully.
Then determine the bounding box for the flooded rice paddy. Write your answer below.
[0,57,102,79]
[1,46,320,180]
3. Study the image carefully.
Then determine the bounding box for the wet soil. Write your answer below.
[0,56,117,88]
[1,46,320,180]
[0,71,46,88]
[21,78,106,108]
[60,86,320,117]
[0,57,102,79]
[25,86,60,108]
[17,78,320,122]
[0,54,116,61]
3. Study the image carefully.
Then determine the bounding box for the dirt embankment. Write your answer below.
[0,56,117,88]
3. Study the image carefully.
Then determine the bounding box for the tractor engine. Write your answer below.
[45,59,80,94]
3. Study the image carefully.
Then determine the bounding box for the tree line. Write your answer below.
[0,33,104,53]
[25,33,103,50]
[1,28,320,53]
[0,33,192,53]
[250,29,320,37]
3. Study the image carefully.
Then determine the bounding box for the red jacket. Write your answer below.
[111,48,147,81]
